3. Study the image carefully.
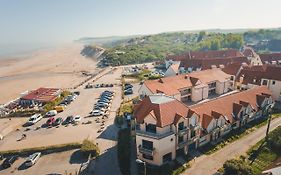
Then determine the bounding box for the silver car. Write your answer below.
[25,152,41,167]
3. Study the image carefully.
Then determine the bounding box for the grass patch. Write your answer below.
[0,142,81,157]
[221,126,281,175]
[199,113,281,155]
[43,90,71,112]
[117,128,131,175]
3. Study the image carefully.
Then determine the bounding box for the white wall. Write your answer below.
[191,86,208,102]
[138,84,154,97]
[165,66,177,77]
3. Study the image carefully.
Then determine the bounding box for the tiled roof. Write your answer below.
[237,64,281,85]
[190,86,271,129]
[144,69,230,96]
[168,49,244,61]
[222,62,243,76]
[259,53,281,64]
[21,87,61,102]
[134,94,190,127]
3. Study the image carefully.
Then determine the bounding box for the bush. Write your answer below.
[223,159,253,175]
[267,126,281,152]
[81,139,100,158]
[117,128,131,175]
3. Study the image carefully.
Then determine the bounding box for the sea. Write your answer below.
[0,42,59,59]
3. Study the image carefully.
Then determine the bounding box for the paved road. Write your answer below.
[183,117,281,175]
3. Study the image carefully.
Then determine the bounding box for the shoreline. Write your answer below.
[0,44,98,104]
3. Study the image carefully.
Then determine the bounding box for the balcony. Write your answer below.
[138,145,155,156]
[136,129,174,140]
[178,127,188,136]
[177,140,188,148]
[188,136,199,144]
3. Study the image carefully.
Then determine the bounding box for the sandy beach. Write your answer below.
[0,44,99,104]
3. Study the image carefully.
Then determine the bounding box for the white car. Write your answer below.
[25,152,41,167]
[45,110,57,117]
[27,114,43,125]
[91,110,105,116]
[73,115,81,123]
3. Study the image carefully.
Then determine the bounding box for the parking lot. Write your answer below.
[0,68,123,152]
[0,149,83,175]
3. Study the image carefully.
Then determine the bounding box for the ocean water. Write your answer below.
[0,43,58,59]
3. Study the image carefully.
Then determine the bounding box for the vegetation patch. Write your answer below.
[221,125,281,175]
[43,90,71,112]
[80,139,100,158]
[0,142,81,157]
[117,128,131,175]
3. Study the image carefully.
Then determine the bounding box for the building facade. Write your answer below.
[134,86,273,166]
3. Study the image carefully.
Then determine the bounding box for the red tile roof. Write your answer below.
[259,53,281,64]
[143,69,231,96]
[237,64,281,85]
[190,86,272,129]
[21,87,61,103]
[222,62,244,75]
[134,94,191,127]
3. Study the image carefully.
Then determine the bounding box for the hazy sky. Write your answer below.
[0,0,281,45]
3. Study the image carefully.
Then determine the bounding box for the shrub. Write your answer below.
[81,139,100,158]
[223,159,253,175]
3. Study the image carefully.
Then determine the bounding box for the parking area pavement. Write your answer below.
[0,149,83,175]
[124,82,141,102]
[0,71,123,151]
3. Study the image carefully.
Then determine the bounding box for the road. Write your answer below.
[183,117,281,175]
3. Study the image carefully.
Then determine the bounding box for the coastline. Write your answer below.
[0,43,98,104]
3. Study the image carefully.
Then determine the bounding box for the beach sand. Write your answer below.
[0,44,98,104]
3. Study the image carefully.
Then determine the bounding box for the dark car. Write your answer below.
[124,84,133,89]
[1,156,18,169]
[124,88,133,95]
[63,116,74,125]
[53,117,63,126]
[73,91,80,96]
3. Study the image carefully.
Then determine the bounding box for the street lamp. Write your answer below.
[136,159,146,175]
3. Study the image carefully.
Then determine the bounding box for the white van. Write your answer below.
[25,152,41,167]
[45,110,57,117]
[27,114,43,125]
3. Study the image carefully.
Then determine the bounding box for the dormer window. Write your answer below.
[146,124,156,133]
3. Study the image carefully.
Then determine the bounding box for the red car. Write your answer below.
[46,117,55,126]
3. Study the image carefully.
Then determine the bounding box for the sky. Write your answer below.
[0,0,281,46]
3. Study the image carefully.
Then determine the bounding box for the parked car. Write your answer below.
[45,110,57,117]
[124,88,133,95]
[1,155,18,168]
[73,115,81,123]
[53,117,63,126]
[55,106,65,112]
[100,95,113,100]
[98,98,111,103]
[46,117,55,126]
[73,91,80,96]
[124,83,133,89]
[25,152,41,167]
[63,116,74,125]
[67,95,76,101]
[85,83,93,89]
[27,114,43,125]
[90,110,105,116]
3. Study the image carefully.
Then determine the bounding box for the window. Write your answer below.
[178,122,184,130]
[143,154,153,160]
[230,76,234,81]
[145,124,156,133]
[262,80,268,86]
[272,81,276,85]
[162,152,172,163]
[231,123,237,128]
[142,140,153,150]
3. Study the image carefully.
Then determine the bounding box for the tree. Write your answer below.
[81,139,100,158]
[197,31,206,42]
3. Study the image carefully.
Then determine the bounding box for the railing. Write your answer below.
[178,127,188,136]
[188,136,198,144]
[136,129,174,140]
[138,145,155,156]
[177,140,188,148]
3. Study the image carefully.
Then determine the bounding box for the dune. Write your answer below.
[0,44,99,104]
